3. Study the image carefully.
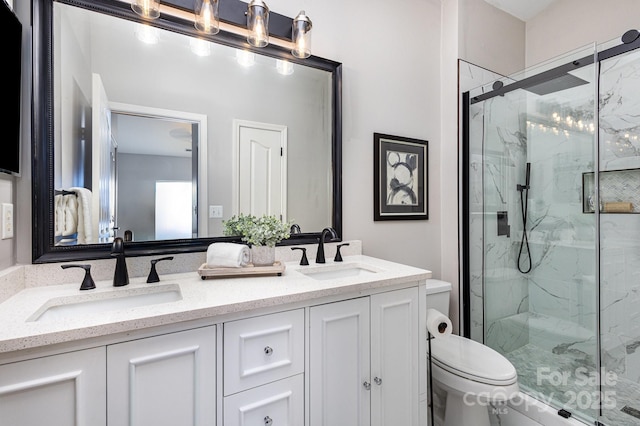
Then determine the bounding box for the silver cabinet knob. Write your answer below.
[264,416,273,426]
[363,381,371,390]
[264,346,273,356]
[374,376,382,385]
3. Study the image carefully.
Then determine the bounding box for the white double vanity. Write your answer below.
[0,249,431,426]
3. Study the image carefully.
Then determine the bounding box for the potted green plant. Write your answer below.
[223,214,292,266]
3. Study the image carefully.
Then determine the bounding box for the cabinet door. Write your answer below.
[224,374,303,426]
[107,326,216,426]
[370,288,420,426]
[309,297,370,426]
[0,347,106,426]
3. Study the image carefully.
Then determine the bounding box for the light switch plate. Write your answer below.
[2,203,14,240]
[209,205,223,218]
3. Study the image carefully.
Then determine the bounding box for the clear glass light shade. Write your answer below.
[131,0,160,19]
[292,10,312,58]
[247,0,269,48]
[194,0,219,34]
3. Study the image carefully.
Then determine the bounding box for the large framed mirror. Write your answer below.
[33,0,342,263]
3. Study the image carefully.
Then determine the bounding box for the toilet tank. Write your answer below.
[425,279,452,317]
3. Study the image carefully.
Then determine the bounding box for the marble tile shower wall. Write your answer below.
[599,50,640,385]
[525,102,597,358]
[480,94,530,354]
[460,61,516,344]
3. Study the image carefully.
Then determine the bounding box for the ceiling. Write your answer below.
[483,0,558,21]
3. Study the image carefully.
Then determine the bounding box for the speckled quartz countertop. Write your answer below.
[0,255,431,354]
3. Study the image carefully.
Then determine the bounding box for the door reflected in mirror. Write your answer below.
[53,1,333,245]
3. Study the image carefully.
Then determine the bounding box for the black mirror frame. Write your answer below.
[32,0,342,263]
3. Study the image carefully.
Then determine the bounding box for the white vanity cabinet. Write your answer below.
[0,256,429,426]
[0,347,107,426]
[107,325,217,426]
[223,309,305,426]
[309,287,420,426]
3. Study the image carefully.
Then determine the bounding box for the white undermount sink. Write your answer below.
[299,263,382,280]
[27,284,183,322]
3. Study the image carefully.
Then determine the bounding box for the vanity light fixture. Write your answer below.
[194,0,219,34]
[246,0,269,48]
[291,10,312,59]
[131,0,160,20]
[276,59,293,75]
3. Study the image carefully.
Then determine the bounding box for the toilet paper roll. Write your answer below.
[426,308,452,338]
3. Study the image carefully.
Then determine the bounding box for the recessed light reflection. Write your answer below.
[135,24,159,44]
[276,59,294,75]
[190,38,211,57]
[236,50,255,67]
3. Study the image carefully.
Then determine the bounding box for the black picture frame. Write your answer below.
[374,133,428,221]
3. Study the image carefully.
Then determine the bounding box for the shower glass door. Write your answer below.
[468,44,599,423]
[597,40,640,426]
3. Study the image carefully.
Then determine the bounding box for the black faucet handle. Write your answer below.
[61,264,96,291]
[291,247,309,265]
[334,243,350,262]
[147,256,175,283]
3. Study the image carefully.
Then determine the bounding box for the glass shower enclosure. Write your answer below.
[463,32,640,425]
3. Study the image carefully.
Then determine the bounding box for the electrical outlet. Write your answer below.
[2,203,14,240]
[209,205,223,219]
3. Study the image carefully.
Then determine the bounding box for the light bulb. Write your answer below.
[247,0,269,47]
[195,0,219,34]
[131,0,160,19]
[253,16,268,46]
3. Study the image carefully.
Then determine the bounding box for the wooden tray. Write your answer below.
[198,261,286,279]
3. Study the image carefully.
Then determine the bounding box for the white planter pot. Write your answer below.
[251,246,275,266]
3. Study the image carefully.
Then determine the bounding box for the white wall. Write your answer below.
[440,0,525,332]
[458,0,526,76]
[2,0,31,268]
[526,0,640,67]
[265,0,443,274]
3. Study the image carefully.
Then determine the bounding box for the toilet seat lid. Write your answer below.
[430,334,517,386]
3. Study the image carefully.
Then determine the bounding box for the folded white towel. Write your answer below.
[206,243,251,268]
[54,194,64,237]
[62,194,78,236]
[70,187,93,244]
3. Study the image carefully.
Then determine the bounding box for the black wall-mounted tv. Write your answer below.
[0,0,22,176]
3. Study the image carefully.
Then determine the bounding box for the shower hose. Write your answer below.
[517,186,532,274]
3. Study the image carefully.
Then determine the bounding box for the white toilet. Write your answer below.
[426,279,519,426]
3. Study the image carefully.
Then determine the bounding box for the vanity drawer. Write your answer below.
[224,309,304,395]
[224,374,303,426]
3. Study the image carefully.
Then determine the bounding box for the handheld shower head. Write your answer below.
[517,163,531,192]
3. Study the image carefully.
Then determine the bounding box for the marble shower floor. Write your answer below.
[506,343,640,426]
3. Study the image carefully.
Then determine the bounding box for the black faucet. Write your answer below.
[112,237,129,287]
[316,227,338,264]
[290,223,301,234]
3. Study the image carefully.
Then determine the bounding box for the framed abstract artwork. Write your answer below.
[373,133,428,221]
